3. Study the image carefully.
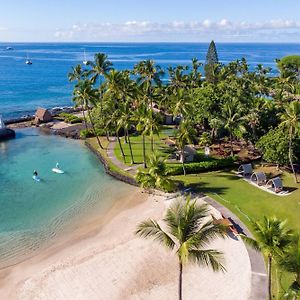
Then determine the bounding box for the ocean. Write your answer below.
[1,42,300,120]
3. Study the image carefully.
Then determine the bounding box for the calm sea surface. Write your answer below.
[1,42,300,119]
[0,128,132,268]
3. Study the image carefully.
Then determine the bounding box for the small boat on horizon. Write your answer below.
[83,49,88,65]
[25,54,32,65]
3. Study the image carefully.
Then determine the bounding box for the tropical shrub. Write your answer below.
[56,112,83,124]
[80,129,94,138]
[167,157,236,176]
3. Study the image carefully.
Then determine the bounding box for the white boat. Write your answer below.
[25,54,32,65]
[83,49,88,65]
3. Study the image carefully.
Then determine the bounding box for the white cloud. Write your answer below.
[53,19,300,42]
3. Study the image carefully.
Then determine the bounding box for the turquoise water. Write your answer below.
[0,128,130,268]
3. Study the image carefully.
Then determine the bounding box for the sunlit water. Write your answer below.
[0,128,131,268]
[1,42,300,119]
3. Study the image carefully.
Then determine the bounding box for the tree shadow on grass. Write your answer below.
[183,181,229,196]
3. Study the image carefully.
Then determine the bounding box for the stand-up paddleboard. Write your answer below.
[52,168,64,174]
[32,175,41,182]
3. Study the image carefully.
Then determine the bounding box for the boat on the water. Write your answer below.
[5,46,14,51]
[52,163,64,174]
[25,54,32,65]
[83,49,88,65]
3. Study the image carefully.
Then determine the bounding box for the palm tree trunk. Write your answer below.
[178,261,183,300]
[81,108,88,131]
[268,255,272,300]
[230,133,234,157]
[181,149,186,176]
[106,130,110,141]
[151,135,154,152]
[142,134,147,168]
[87,107,103,149]
[127,129,134,164]
[116,130,126,163]
[288,131,298,183]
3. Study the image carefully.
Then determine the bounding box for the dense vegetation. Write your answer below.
[69,42,300,298]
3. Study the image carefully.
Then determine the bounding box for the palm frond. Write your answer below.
[135,219,176,250]
[189,249,226,272]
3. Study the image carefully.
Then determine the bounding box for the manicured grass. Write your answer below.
[174,170,300,298]
[114,133,172,165]
[86,137,134,179]
[174,171,300,230]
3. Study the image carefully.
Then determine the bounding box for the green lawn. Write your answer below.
[174,171,300,230]
[174,170,300,298]
[86,137,134,178]
[114,133,173,165]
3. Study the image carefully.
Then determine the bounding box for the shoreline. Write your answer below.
[0,190,253,300]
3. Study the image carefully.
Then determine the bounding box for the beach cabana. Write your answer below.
[250,172,267,186]
[34,108,52,124]
[266,177,283,193]
[237,163,253,176]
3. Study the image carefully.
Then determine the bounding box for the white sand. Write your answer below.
[0,190,251,300]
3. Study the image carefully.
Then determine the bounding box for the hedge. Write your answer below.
[167,157,235,175]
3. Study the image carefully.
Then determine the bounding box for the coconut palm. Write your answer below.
[134,103,150,168]
[279,100,300,183]
[171,88,192,120]
[176,119,196,176]
[136,196,227,300]
[278,233,300,300]
[241,216,293,300]
[73,79,103,149]
[68,64,85,82]
[218,100,246,156]
[117,101,135,164]
[135,153,174,192]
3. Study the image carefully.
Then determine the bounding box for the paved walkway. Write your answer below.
[106,138,142,175]
[197,193,267,300]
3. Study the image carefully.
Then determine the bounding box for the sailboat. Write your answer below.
[83,49,88,65]
[25,54,32,65]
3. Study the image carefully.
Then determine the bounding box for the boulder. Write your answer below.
[0,128,16,140]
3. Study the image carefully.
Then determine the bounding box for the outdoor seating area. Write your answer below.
[237,164,290,196]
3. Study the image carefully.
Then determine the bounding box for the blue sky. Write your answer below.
[1,0,300,42]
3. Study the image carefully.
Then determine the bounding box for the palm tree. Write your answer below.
[134,103,149,168]
[278,233,300,300]
[117,101,134,164]
[68,64,85,82]
[218,100,246,156]
[176,119,196,176]
[73,80,104,149]
[279,100,300,183]
[88,53,113,112]
[136,196,227,300]
[135,152,174,192]
[171,88,192,120]
[241,216,293,300]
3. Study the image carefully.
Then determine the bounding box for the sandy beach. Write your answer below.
[0,189,251,300]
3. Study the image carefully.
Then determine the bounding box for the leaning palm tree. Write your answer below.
[241,216,293,300]
[176,119,196,176]
[279,100,300,183]
[136,196,227,300]
[278,233,300,300]
[73,80,103,149]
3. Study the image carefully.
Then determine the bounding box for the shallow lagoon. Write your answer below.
[0,128,130,268]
